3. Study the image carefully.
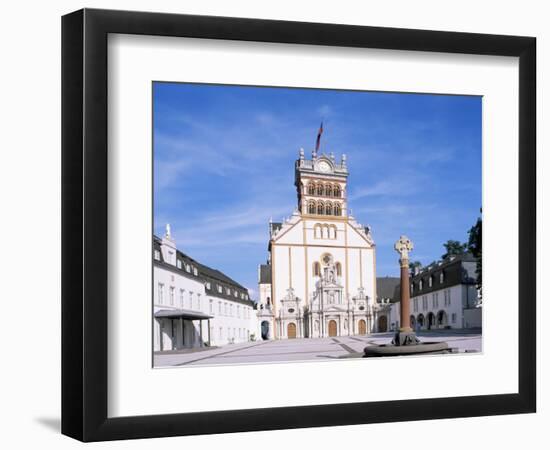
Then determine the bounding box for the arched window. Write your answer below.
[307,183,315,195]
[334,204,341,216]
[316,183,324,196]
[308,202,316,214]
[336,262,342,276]
[331,225,337,239]
[313,262,321,276]
[314,224,321,238]
[325,202,333,215]
[325,184,333,197]
[323,224,330,239]
[333,186,341,197]
[317,202,324,215]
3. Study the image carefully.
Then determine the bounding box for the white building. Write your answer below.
[389,253,482,331]
[257,147,377,339]
[153,226,257,352]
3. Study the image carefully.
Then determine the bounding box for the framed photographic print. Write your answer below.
[61,8,536,442]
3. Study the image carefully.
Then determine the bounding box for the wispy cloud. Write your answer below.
[153,83,481,285]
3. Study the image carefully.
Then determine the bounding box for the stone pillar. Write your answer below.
[399,258,412,332]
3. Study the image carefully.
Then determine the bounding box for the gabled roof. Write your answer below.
[153,235,254,305]
[376,277,400,301]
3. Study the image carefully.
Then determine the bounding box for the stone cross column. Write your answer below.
[394,235,414,333]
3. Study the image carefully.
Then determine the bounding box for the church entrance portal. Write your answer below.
[358,319,367,335]
[378,315,388,332]
[328,320,338,337]
[261,321,270,340]
[287,322,297,339]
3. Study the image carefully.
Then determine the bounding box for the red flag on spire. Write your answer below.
[315,122,323,152]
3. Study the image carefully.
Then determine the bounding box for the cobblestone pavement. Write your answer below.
[154,330,482,367]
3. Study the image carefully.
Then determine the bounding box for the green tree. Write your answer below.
[441,240,467,259]
[468,213,482,297]
[409,260,422,275]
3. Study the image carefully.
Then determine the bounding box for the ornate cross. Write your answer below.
[394,235,414,260]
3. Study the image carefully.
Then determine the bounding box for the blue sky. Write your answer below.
[153,82,481,300]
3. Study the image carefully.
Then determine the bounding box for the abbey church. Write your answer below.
[257,145,377,340]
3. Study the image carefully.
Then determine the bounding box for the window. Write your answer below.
[180,289,185,307]
[440,272,445,283]
[217,285,222,293]
[422,296,428,310]
[158,283,164,304]
[237,305,241,318]
[218,301,222,315]
[419,280,423,290]
[429,276,433,287]
[224,303,228,315]
[313,261,321,276]
[176,259,182,269]
[230,304,233,316]
[316,184,324,196]
[226,287,231,295]
[154,250,161,261]
[206,282,211,289]
[209,299,214,314]
[219,327,223,340]
[188,291,194,309]
[307,183,315,195]
[336,262,342,277]
[196,293,201,310]
[325,185,333,196]
[325,203,333,215]
[185,264,191,273]
[234,290,238,298]
[169,286,175,306]
[193,267,198,276]
[308,202,316,214]
[432,293,439,308]
[317,202,324,215]
[333,186,341,197]
[451,313,457,324]
[444,289,451,306]
[334,204,341,216]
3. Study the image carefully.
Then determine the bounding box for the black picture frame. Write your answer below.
[62,8,536,442]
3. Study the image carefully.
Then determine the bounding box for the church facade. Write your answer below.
[257,147,377,340]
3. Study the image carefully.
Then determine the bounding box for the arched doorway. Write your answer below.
[427,312,435,330]
[378,315,388,332]
[417,314,425,330]
[358,319,367,335]
[328,320,338,337]
[261,321,270,340]
[287,322,297,339]
[437,310,448,328]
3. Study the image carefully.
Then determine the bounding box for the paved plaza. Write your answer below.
[154,329,482,367]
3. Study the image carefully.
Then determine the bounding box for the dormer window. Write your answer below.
[217,285,222,293]
[154,250,160,261]
[205,282,211,289]
[193,267,198,276]
[419,280,423,290]
[176,259,182,269]
[429,276,433,287]
[440,272,445,283]
[185,264,191,273]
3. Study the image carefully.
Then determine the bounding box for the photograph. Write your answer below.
[152,82,483,367]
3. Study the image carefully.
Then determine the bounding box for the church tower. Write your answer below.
[295,147,349,218]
